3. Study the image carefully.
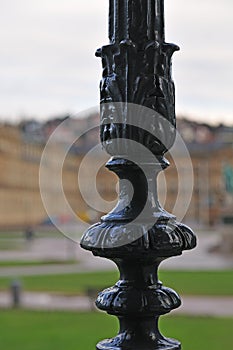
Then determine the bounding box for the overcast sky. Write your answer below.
[0,0,232,124]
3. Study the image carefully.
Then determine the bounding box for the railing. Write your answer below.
[81,1,197,349]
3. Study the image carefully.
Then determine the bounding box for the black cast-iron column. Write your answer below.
[81,1,197,349]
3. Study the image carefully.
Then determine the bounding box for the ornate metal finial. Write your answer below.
[81,1,196,349]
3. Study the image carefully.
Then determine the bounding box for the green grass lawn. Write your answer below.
[0,230,62,251]
[0,239,24,251]
[0,230,62,240]
[0,259,77,268]
[0,310,232,350]
[0,231,61,250]
[0,270,232,296]
[0,232,25,239]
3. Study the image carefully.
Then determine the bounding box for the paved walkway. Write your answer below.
[0,231,233,278]
[176,296,233,317]
[1,291,233,316]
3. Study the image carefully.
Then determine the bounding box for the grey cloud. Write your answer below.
[0,0,232,124]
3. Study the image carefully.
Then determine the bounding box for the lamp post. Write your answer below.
[81,1,197,349]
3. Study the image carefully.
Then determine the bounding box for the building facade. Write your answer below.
[0,118,232,229]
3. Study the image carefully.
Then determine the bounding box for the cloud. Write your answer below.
[0,0,232,124]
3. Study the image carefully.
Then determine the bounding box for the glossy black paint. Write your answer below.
[81,1,196,349]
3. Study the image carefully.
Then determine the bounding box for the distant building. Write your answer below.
[0,115,232,229]
[0,122,115,229]
[162,119,233,227]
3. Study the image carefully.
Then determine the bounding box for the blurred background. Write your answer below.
[0,0,233,349]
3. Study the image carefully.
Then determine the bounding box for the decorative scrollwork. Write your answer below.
[97,40,179,156]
